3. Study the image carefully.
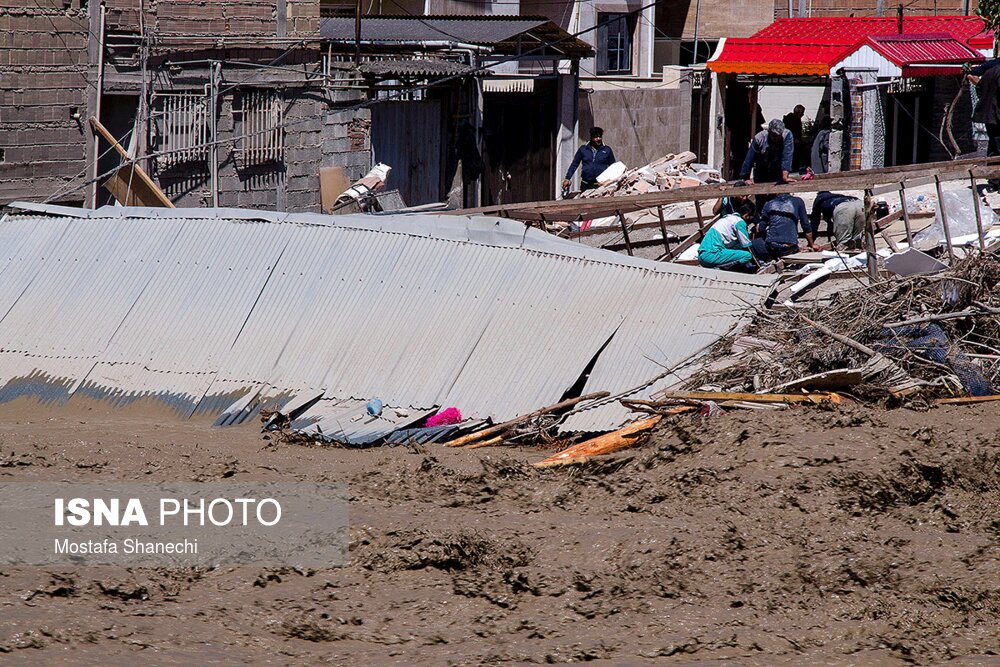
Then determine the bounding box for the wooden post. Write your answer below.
[656,205,671,255]
[970,170,986,252]
[864,188,878,282]
[934,175,955,263]
[694,200,706,240]
[898,182,913,246]
[617,210,633,256]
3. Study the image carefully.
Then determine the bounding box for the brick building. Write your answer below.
[0,0,381,212]
[774,0,979,19]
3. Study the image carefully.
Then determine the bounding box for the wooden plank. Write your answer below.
[934,395,1000,405]
[89,116,174,208]
[970,170,986,252]
[864,189,878,281]
[656,205,671,255]
[935,175,956,263]
[652,390,842,404]
[899,183,914,245]
[616,210,633,256]
[534,416,662,468]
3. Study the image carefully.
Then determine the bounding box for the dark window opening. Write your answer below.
[597,13,634,75]
[679,39,718,67]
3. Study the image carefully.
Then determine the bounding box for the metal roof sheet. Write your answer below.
[0,206,775,438]
[867,33,983,76]
[319,15,592,56]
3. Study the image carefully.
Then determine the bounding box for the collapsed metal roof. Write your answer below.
[0,204,775,439]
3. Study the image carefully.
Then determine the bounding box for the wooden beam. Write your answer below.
[454,156,1000,222]
[664,212,717,261]
[970,170,986,253]
[616,210,633,256]
[864,189,878,282]
[89,116,174,208]
[899,183,914,245]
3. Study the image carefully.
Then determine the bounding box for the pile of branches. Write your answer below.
[685,252,1000,402]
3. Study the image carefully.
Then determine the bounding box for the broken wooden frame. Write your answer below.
[454,156,1000,272]
[89,116,174,208]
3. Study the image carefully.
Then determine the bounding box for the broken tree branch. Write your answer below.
[534,416,662,468]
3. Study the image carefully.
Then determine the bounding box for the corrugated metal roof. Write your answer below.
[867,33,983,76]
[321,15,547,46]
[319,15,592,56]
[0,204,775,438]
[360,57,472,77]
[709,16,992,76]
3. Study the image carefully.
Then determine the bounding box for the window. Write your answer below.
[234,89,284,166]
[150,90,210,168]
[597,13,634,75]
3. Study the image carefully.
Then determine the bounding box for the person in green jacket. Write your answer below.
[698,202,759,273]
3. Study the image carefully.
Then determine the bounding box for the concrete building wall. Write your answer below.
[774,0,978,18]
[659,0,773,40]
[0,1,91,206]
[579,84,692,168]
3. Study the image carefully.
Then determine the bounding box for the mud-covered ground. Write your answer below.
[1,398,1000,665]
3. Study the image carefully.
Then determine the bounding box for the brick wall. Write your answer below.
[849,80,863,170]
[774,0,978,18]
[0,1,90,206]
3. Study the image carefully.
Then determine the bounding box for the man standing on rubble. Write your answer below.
[564,127,616,192]
[753,192,816,261]
[740,119,796,200]
[698,201,758,273]
[809,191,864,250]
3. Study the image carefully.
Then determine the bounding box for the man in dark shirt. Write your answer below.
[810,191,865,249]
[971,63,1000,189]
[782,104,806,171]
[740,118,796,210]
[564,127,617,192]
[752,193,814,261]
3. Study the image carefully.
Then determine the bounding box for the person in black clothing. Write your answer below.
[971,63,1000,189]
[751,193,814,261]
[782,104,806,171]
[564,127,616,192]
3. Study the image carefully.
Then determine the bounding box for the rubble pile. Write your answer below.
[680,252,1000,403]
[578,151,722,199]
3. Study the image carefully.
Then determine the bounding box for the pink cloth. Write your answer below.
[426,407,462,427]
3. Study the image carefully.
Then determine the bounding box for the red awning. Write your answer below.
[708,40,853,76]
[708,16,993,77]
[866,33,984,76]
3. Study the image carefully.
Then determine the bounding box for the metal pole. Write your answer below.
[692,0,702,65]
[787,0,794,18]
[935,175,955,263]
[354,0,362,65]
[90,2,107,209]
[210,62,220,208]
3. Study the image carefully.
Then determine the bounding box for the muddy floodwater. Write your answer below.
[1,398,999,665]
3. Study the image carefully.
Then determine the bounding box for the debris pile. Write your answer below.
[678,252,1000,404]
[578,152,721,199]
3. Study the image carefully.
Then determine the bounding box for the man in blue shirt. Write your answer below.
[564,127,616,192]
[752,193,815,261]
